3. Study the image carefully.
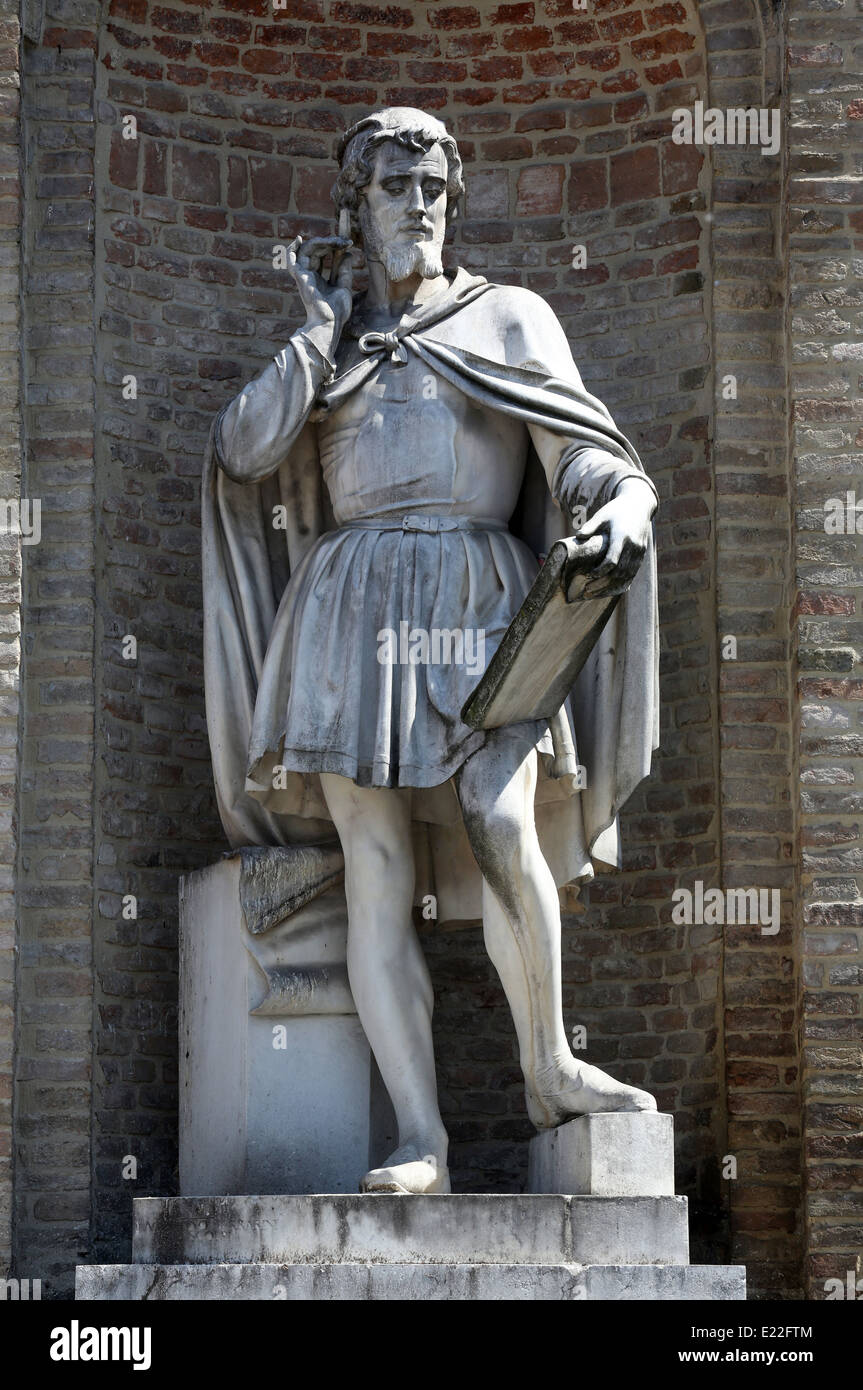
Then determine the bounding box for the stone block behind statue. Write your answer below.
[201,106,661,1195]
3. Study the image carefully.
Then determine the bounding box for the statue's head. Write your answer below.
[333,107,464,282]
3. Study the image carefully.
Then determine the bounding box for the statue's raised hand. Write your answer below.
[287,235,353,353]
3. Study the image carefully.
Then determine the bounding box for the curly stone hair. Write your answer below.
[332,107,465,240]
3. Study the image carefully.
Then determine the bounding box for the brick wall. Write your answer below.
[708,0,801,1300]
[787,0,863,1301]
[0,0,21,1280]
[13,0,99,1294]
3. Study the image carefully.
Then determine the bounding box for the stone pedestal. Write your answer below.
[75,1192,746,1301]
[528,1112,675,1196]
[75,855,747,1300]
[179,852,395,1196]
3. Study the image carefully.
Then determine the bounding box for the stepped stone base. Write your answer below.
[75,1193,745,1301]
[76,1261,746,1302]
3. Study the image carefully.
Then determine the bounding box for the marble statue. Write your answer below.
[202,108,661,1195]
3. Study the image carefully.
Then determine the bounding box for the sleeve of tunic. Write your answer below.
[214,329,335,484]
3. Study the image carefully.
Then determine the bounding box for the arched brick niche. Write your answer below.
[14,0,801,1292]
[89,0,724,1262]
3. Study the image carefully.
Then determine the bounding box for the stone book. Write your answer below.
[462,534,620,730]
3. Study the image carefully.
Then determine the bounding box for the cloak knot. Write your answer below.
[357,329,409,364]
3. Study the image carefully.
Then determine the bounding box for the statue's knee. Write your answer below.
[342,828,413,908]
[468,803,525,881]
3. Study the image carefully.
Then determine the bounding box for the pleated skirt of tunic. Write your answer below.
[246,521,580,804]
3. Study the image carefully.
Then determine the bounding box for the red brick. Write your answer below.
[109,131,139,190]
[367,32,438,55]
[330,4,413,27]
[515,109,565,133]
[227,155,247,209]
[491,3,534,21]
[575,45,620,72]
[209,17,252,43]
[194,41,238,68]
[343,56,397,80]
[152,7,201,35]
[602,69,640,93]
[252,24,307,46]
[558,79,596,102]
[645,60,683,85]
[406,60,467,83]
[646,3,686,26]
[554,20,598,43]
[445,33,492,56]
[631,28,694,61]
[615,95,648,122]
[568,157,608,212]
[153,36,192,60]
[172,146,220,204]
[42,26,97,49]
[504,82,552,104]
[481,136,533,162]
[109,0,147,19]
[472,57,522,81]
[797,594,855,616]
[657,245,698,274]
[296,53,343,80]
[610,145,660,206]
[598,12,644,40]
[143,140,167,197]
[516,165,564,217]
[308,25,362,51]
[294,165,336,216]
[662,138,703,196]
[241,49,292,76]
[619,258,653,279]
[384,86,447,109]
[456,87,495,108]
[427,6,480,29]
[502,26,552,51]
[166,63,208,87]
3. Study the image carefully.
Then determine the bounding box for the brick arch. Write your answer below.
[693,0,800,1300]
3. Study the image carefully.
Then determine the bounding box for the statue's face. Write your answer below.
[358,139,448,281]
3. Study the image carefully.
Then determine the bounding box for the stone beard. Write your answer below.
[203,106,662,1197]
[360,205,444,283]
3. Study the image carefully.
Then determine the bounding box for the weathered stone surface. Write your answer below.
[179,860,394,1197]
[528,1112,675,1196]
[76,1260,746,1302]
[132,1193,689,1268]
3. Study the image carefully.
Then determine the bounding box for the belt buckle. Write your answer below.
[402,514,436,533]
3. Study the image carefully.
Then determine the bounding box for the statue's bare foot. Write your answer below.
[360,1143,451,1195]
[526,1057,656,1130]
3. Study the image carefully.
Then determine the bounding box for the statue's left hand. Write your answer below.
[572,477,657,599]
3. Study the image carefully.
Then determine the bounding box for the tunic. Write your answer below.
[244,342,563,793]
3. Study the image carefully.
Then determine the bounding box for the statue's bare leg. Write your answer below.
[319,771,450,1194]
[456,727,656,1128]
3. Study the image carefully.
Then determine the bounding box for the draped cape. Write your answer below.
[202,268,659,924]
